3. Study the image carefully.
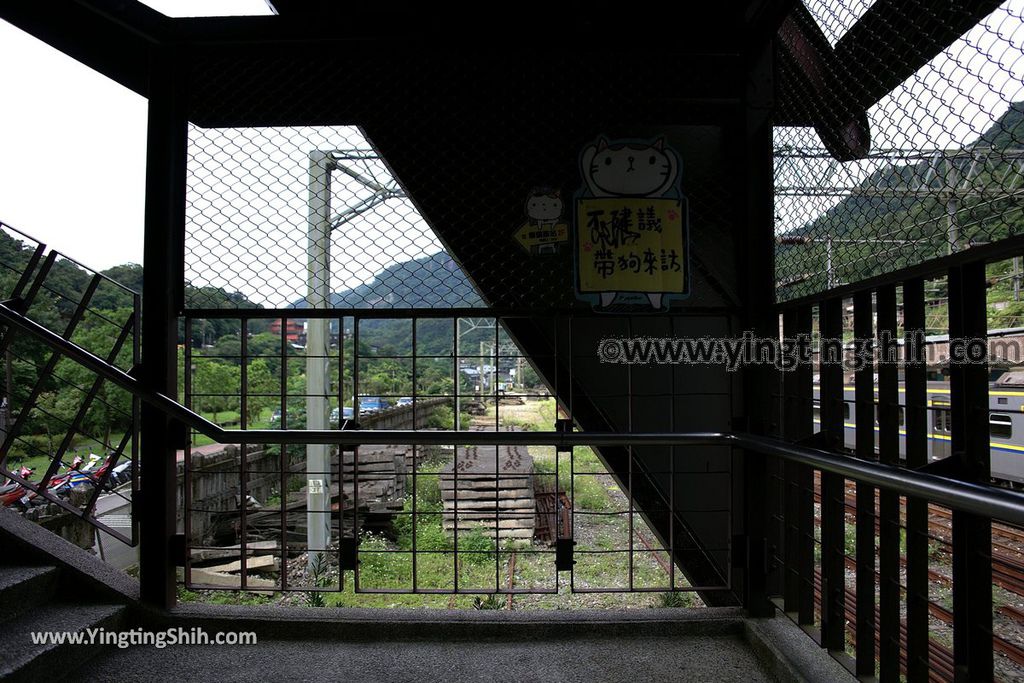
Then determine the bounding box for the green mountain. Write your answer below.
[289,251,483,310]
[287,251,486,354]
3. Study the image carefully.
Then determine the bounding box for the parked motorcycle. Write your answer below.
[0,465,35,508]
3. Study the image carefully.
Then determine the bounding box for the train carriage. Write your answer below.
[811,375,1024,486]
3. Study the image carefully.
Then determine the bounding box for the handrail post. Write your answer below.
[739,39,776,618]
[139,45,186,609]
[876,284,901,680]
[819,297,846,653]
[903,278,930,680]
[948,263,993,681]
[852,289,876,675]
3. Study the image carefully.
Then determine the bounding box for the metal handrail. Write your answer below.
[4,299,1024,526]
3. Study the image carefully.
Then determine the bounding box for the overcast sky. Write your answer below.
[0,1,270,271]
[0,1,1022,283]
[0,20,147,268]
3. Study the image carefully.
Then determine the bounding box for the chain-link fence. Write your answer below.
[186,125,484,310]
[775,1,1024,301]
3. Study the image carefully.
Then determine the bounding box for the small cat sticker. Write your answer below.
[515,187,568,254]
[526,188,563,229]
[575,136,688,311]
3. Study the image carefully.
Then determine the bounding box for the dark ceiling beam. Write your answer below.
[263,0,333,16]
[0,0,169,97]
[775,2,872,161]
[835,0,1005,112]
[743,0,800,57]
[773,0,1005,160]
[173,5,743,53]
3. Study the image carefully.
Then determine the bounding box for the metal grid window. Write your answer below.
[178,312,715,602]
[0,222,139,547]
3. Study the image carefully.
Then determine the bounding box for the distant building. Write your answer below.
[269,318,304,344]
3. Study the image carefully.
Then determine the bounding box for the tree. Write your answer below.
[245,358,277,425]
[192,358,239,424]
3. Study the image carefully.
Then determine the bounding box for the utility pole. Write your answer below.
[304,149,408,571]
[776,234,914,290]
[825,235,834,289]
[946,156,960,254]
[776,145,1024,276]
[306,150,332,573]
[478,340,485,400]
[454,318,496,428]
[1014,257,1021,302]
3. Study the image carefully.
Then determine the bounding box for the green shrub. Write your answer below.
[532,455,611,511]
[572,475,611,511]
[459,529,496,564]
[415,475,442,508]
[306,553,330,607]
[425,405,454,430]
[394,502,451,552]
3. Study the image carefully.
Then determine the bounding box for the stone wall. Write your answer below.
[176,444,281,545]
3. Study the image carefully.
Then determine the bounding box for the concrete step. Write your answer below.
[0,565,59,625]
[0,602,127,683]
[441,488,533,500]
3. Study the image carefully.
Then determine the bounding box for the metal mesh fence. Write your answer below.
[775,1,1024,301]
[186,125,484,310]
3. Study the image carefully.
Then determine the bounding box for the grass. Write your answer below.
[5,452,55,474]
[6,407,261,464]
[192,408,272,446]
[5,435,129,476]
[658,592,696,608]
[532,447,611,511]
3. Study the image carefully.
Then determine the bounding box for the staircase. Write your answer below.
[0,508,135,682]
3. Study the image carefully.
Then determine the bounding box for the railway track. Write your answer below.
[835,554,1024,669]
[800,475,1024,678]
[927,504,1024,559]
[811,570,956,682]
[810,482,1024,604]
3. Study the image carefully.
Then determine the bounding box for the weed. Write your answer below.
[306,553,331,607]
[459,529,497,564]
[657,592,694,608]
[473,595,504,610]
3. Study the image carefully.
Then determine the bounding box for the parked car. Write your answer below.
[396,397,413,407]
[359,397,390,415]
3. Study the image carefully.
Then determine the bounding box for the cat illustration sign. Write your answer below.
[515,188,569,254]
[574,136,689,310]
